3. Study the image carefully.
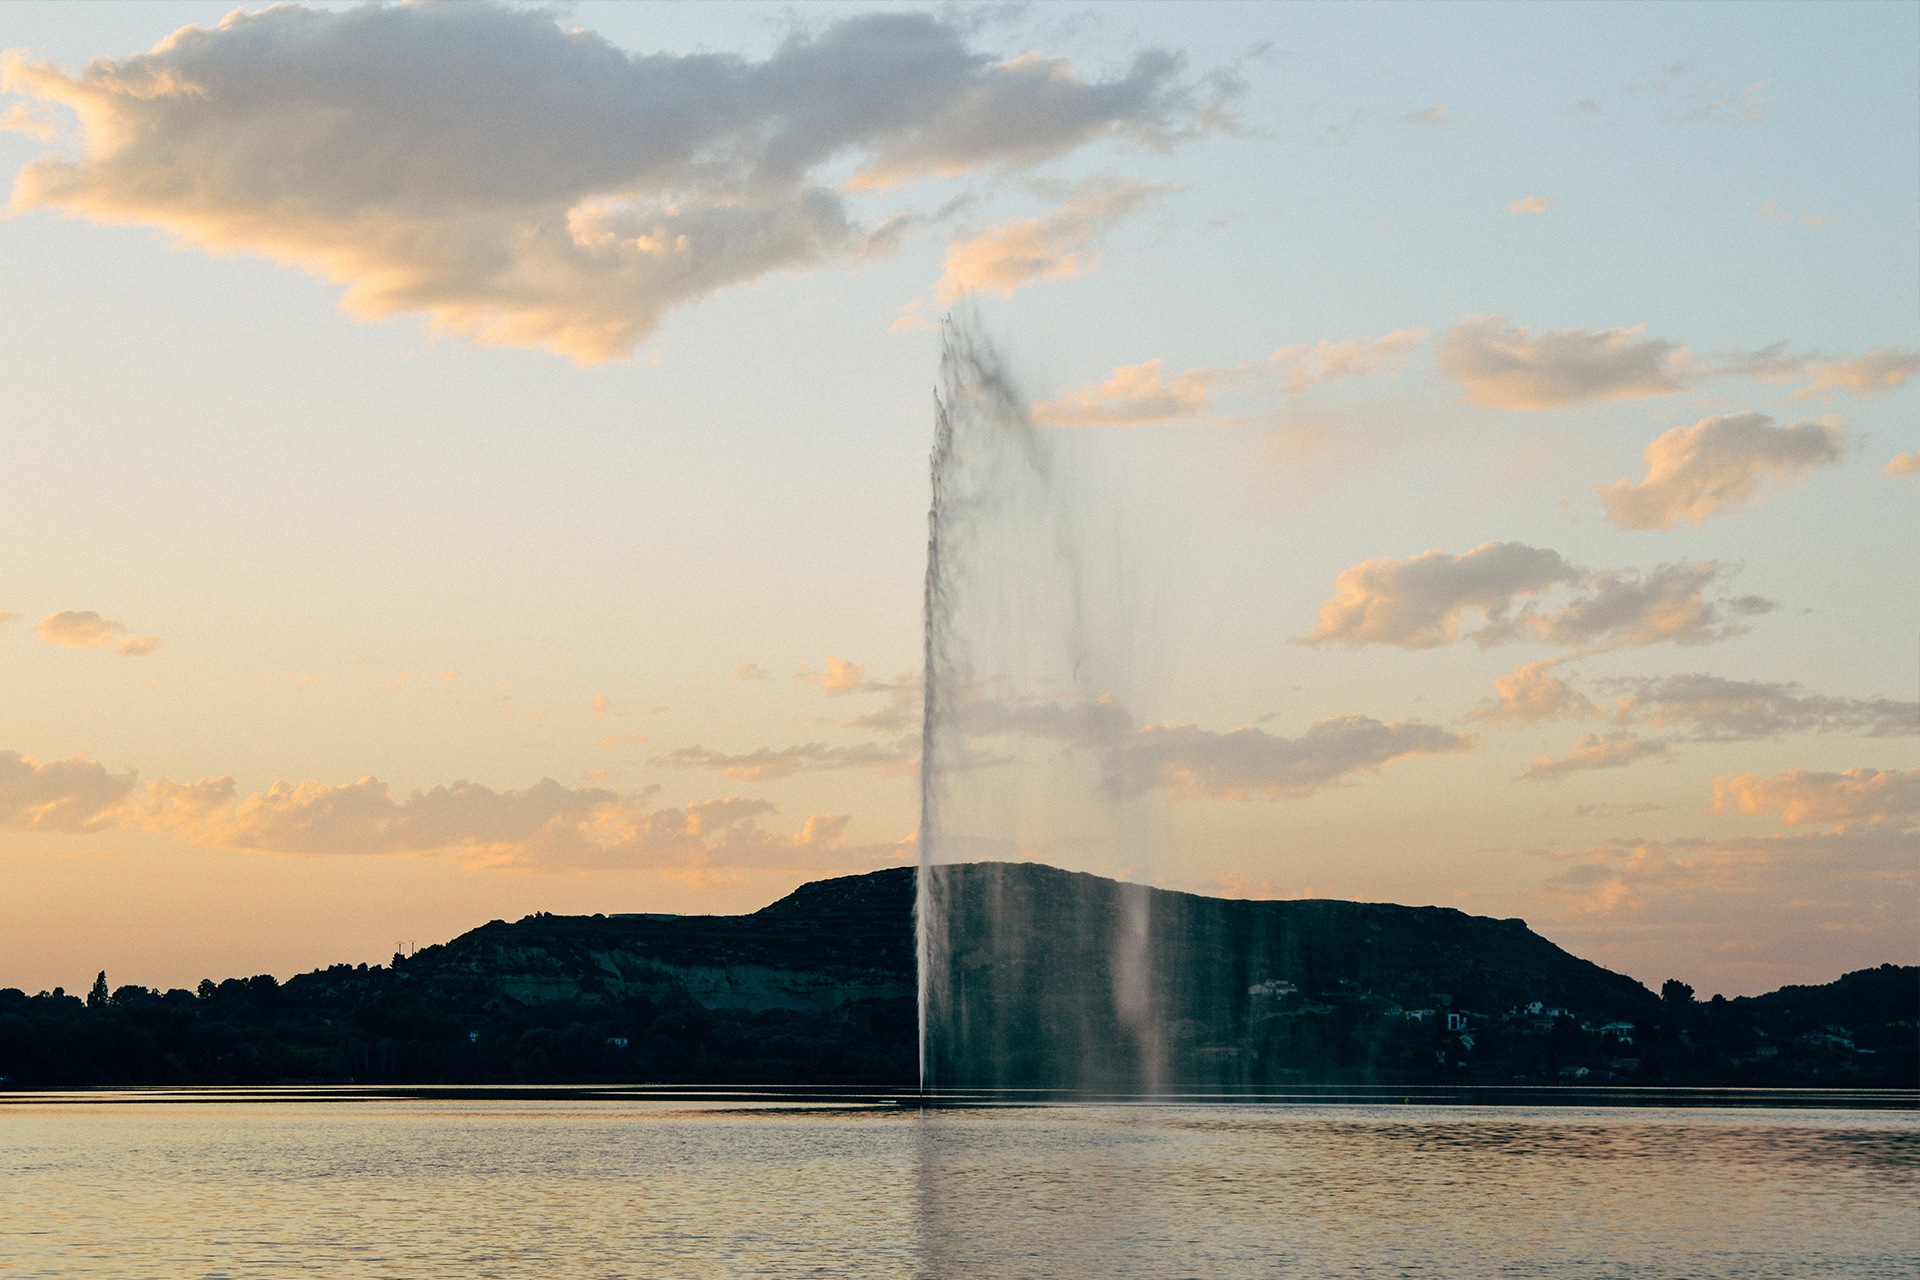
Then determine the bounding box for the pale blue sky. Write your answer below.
[1,1,1913,997]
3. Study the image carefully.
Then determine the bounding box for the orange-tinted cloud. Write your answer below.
[1472,658,1597,725]
[1604,673,1917,741]
[932,178,1170,303]
[1439,316,1916,410]
[0,747,858,875]
[1596,412,1844,530]
[1710,766,1920,826]
[652,739,917,781]
[3,7,1220,363]
[1782,349,1917,400]
[1108,715,1474,801]
[0,751,138,831]
[32,610,161,657]
[1401,104,1471,128]
[1884,451,1919,478]
[1524,732,1670,780]
[1029,329,1425,426]
[1295,543,1766,651]
[1438,316,1692,410]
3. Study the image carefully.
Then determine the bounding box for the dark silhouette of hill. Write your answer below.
[0,862,1911,1089]
[922,862,1658,1089]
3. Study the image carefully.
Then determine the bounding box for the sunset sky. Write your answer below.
[2,0,1914,1000]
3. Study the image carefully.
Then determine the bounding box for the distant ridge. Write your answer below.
[1,863,1912,1088]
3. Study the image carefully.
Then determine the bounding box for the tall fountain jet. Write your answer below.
[915,317,1177,1095]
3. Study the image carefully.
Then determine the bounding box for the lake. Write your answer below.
[2,1088,1915,1278]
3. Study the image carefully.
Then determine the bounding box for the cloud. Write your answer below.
[1537,822,1912,921]
[1603,673,1918,741]
[1683,81,1771,125]
[1756,198,1833,229]
[958,692,1136,749]
[1784,349,1920,401]
[1572,801,1664,818]
[3,6,1222,363]
[1029,328,1426,426]
[1295,543,1763,651]
[1437,316,1691,410]
[1508,196,1555,214]
[1439,317,1917,410]
[693,683,1470,805]
[1502,561,1769,649]
[33,610,161,657]
[842,679,921,733]
[1596,412,1844,530]
[931,177,1170,302]
[1471,658,1597,726]
[816,655,873,695]
[0,611,15,628]
[1711,766,1920,826]
[0,751,138,831]
[1295,542,1580,650]
[0,747,867,874]
[1885,451,1919,478]
[1524,733,1671,781]
[1400,104,1470,128]
[1108,714,1474,801]
[651,739,917,781]
[730,663,772,681]
[1030,357,1224,426]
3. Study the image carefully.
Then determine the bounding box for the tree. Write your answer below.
[1661,979,1695,1007]
[88,971,109,1009]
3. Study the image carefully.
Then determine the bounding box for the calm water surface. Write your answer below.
[2,1092,1914,1278]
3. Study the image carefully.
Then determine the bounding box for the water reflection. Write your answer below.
[0,1094,1914,1278]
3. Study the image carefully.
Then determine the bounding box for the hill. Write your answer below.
[0,863,1910,1089]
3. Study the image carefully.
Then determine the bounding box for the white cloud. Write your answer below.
[931,177,1170,302]
[1108,715,1474,801]
[1710,766,1920,826]
[1596,412,1844,530]
[1524,733,1671,781]
[1295,543,1765,651]
[3,6,1222,363]
[33,610,161,657]
[1029,329,1426,426]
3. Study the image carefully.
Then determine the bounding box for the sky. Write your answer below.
[1,0,1914,1000]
